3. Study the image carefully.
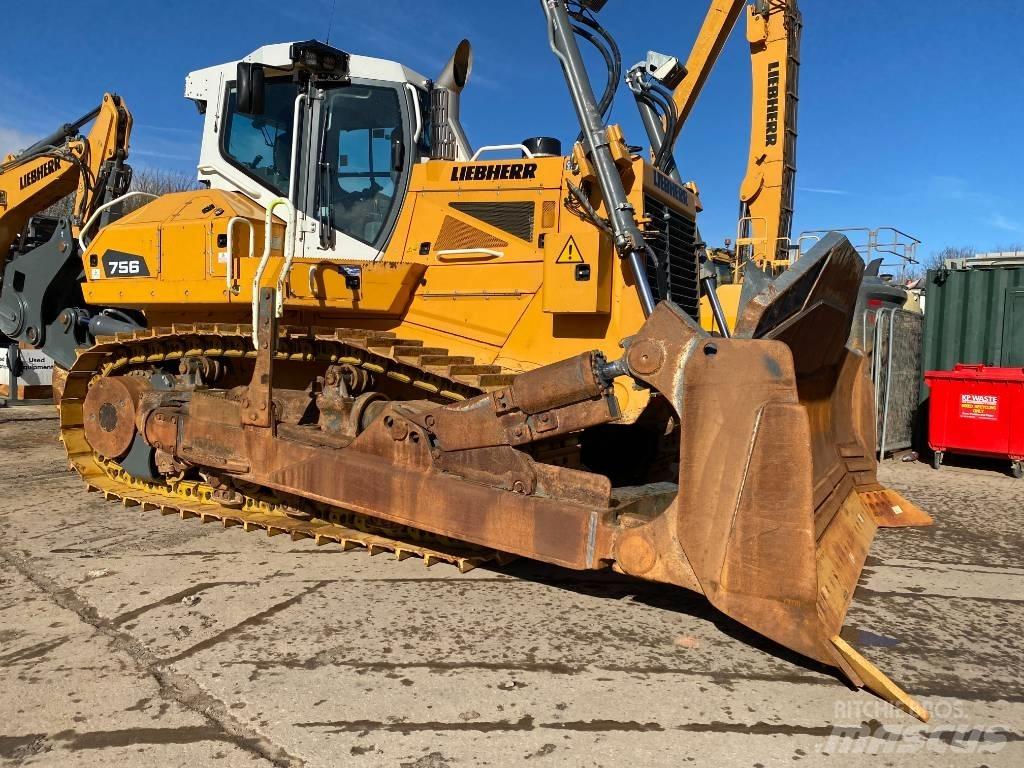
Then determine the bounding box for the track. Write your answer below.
[58,323,522,573]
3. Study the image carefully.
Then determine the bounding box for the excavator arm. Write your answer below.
[656,0,802,274]
[0,93,133,367]
[627,0,801,337]
[0,93,133,270]
[669,0,747,144]
[736,0,802,272]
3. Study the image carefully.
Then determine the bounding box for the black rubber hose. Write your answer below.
[566,181,613,235]
[647,87,679,173]
[571,25,617,134]
[571,11,622,119]
[635,91,674,174]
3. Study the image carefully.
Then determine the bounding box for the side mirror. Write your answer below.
[236,62,266,116]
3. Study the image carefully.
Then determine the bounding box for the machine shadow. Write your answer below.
[486,556,847,684]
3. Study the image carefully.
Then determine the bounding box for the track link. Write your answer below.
[60,323,519,573]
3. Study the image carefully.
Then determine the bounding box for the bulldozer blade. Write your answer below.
[617,233,931,720]
[858,488,934,528]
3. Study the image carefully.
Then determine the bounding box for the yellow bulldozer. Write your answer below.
[0,0,932,720]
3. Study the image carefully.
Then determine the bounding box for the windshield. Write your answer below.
[222,78,300,196]
[319,85,404,246]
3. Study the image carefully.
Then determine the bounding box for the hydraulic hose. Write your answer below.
[572,25,617,123]
[570,10,621,119]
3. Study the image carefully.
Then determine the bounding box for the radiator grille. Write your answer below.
[644,195,700,321]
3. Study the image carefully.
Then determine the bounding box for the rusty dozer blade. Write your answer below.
[614,233,932,721]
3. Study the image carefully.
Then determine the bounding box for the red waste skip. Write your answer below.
[925,364,1024,478]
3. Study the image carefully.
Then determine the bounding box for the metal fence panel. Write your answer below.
[856,308,924,455]
[870,309,923,454]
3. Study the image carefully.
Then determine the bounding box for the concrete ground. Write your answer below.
[0,405,1021,767]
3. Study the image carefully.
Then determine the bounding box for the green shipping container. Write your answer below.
[922,267,1024,401]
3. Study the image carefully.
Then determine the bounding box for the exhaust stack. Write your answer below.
[431,40,473,161]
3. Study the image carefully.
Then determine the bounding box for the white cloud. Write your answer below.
[133,123,201,137]
[927,175,971,201]
[0,125,38,159]
[131,148,196,162]
[990,213,1023,233]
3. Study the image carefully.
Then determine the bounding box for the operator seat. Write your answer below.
[331,127,400,244]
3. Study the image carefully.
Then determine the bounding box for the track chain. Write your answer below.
[59,322,519,573]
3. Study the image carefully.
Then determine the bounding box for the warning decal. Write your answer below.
[556,236,586,265]
[960,393,999,421]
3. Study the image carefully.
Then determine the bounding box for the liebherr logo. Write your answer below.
[451,163,539,183]
[19,158,62,190]
[653,170,689,206]
[766,61,781,147]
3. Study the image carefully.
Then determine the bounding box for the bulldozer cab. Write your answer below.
[188,41,427,261]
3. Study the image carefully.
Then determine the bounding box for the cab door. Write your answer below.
[293,80,417,263]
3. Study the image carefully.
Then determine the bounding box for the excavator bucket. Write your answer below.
[613,233,932,720]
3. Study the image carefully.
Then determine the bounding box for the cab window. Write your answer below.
[222,79,300,196]
[322,86,404,245]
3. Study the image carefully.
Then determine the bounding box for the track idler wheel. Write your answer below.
[83,377,152,460]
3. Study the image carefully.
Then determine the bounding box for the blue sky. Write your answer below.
[3,0,1022,256]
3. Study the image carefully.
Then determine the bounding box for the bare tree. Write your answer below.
[41,166,198,219]
[922,246,976,274]
[41,195,74,219]
[128,167,199,198]
[993,243,1024,255]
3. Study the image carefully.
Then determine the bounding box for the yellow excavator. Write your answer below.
[0,94,134,373]
[628,0,802,334]
[0,1,932,719]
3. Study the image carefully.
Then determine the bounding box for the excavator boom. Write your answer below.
[625,0,802,339]
[0,94,132,262]
[737,0,802,270]
[663,0,802,272]
[670,0,748,142]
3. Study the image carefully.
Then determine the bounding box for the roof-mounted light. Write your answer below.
[288,40,351,80]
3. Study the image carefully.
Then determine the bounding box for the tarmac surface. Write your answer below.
[0,404,1021,767]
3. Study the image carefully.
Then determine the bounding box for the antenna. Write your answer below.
[326,0,338,44]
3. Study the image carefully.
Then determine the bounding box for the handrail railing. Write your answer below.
[225,217,254,296]
[251,197,296,347]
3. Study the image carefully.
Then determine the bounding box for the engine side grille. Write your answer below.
[644,195,700,321]
[450,202,535,242]
[435,216,509,252]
